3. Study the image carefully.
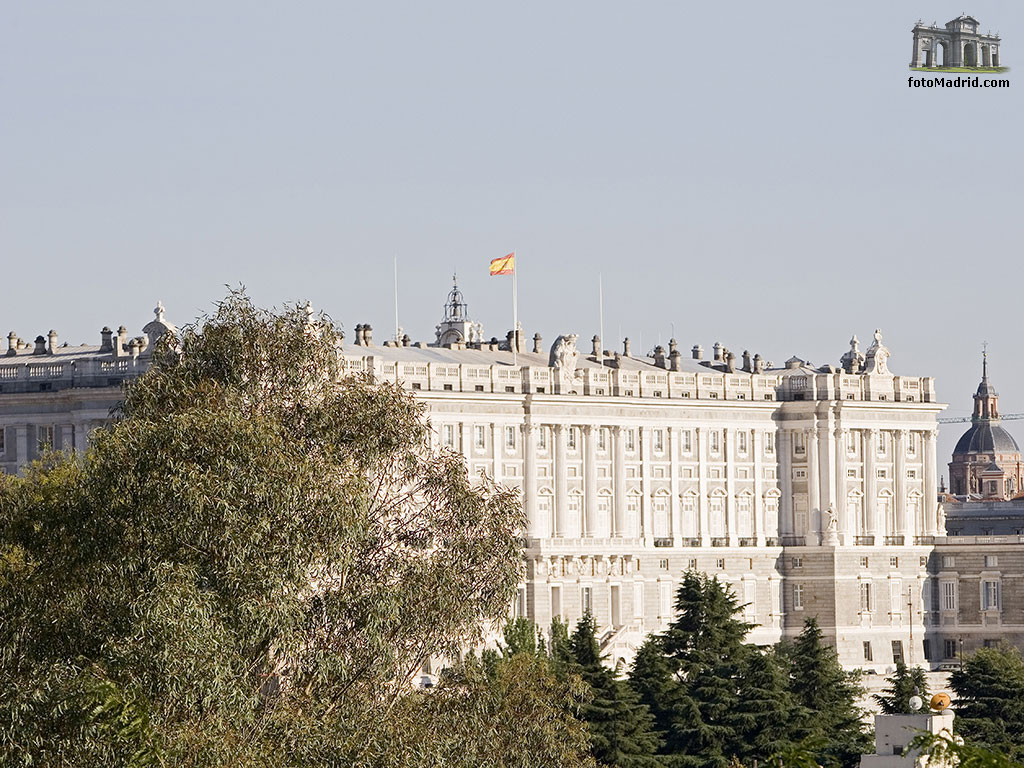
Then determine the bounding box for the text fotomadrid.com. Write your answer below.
[908,76,1010,88]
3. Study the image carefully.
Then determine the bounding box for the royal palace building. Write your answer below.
[0,286,963,673]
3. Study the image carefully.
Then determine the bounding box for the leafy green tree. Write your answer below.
[912,730,1024,768]
[0,293,564,767]
[781,618,871,768]
[950,644,1024,760]
[568,615,663,767]
[874,660,929,714]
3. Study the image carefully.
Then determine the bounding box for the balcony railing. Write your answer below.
[855,536,875,546]
[711,537,729,547]
[653,537,673,548]
[764,537,781,547]
[738,537,757,547]
[780,536,804,547]
[915,536,936,545]
[884,535,905,546]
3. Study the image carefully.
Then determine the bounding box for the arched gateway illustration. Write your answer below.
[911,15,1001,69]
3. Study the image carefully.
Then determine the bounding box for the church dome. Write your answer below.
[954,421,1020,455]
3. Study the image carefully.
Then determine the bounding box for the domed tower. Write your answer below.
[948,351,1023,498]
[433,274,483,347]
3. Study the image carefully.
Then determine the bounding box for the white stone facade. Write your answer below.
[0,305,950,671]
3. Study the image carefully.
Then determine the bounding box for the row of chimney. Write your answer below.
[6,330,61,356]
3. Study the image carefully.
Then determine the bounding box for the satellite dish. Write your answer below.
[909,696,923,711]
[930,692,952,711]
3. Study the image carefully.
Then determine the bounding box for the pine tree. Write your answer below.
[727,648,807,763]
[568,615,664,767]
[782,618,871,768]
[874,660,929,714]
[950,644,1024,760]
[629,571,759,768]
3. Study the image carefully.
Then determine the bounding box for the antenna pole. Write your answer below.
[599,273,604,368]
[393,255,400,342]
[512,250,519,367]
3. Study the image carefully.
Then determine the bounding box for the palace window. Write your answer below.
[941,580,957,611]
[863,641,873,661]
[737,431,748,455]
[791,557,803,569]
[682,430,693,453]
[985,555,998,567]
[793,583,804,610]
[474,425,486,450]
[659,559,669,570]
[860,557,869,568]
[847,431,857,455]
[654,429,665,453]
[710,431,721,454]
[505,426,516,450]
[982,580,1001,611]
[942,555,955,568]
[37,425,54,451]
[659,581,673,618]
[716,558,725,569]
[597,428,606,451]
[890,556,899,568]
[538,427,548,450]
[442,424,456,448]
[765,432,775,454]
[943,639,958,659]
[860,582,872,613]
[793,432,805,455]
[625,430,636,451]
[567,428,577,450]
[891,640,904,665]
[688,558,698,571]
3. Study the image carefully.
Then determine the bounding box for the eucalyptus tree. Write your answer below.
[0,292,536,767]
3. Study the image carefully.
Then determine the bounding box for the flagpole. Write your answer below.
[512,250,519,367]
[393,254,400,342]
[598,273,604,368]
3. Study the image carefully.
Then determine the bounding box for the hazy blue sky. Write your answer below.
[2,1,1021,473]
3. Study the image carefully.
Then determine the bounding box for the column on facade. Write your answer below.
[639,426,653,546]
[554,424,569,537]
[490,424,503,484]
[15,425,28,475]
[724,427,737,545]
[779,429,793,537]
[864,429,878,541]
[819,422,835,519]
[696,427,710,545]
[834,428,848,545]
[74,421,90,453]
[753,429,765,546]
[806,426,819,545]
[583,425,598,538]
[459,422,469,462]
[895,430,908,542]
[523,423,539,538]
[613,426,626,537]
[669,427,681,546]
[924,429,938,536]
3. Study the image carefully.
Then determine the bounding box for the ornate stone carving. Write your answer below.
[936,503,947,535]
[864,329,891,375]
[549,334,580,378]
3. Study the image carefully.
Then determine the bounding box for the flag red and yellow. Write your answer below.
[489,253,515,276]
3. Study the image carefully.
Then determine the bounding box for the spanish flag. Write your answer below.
[489,253,515,276]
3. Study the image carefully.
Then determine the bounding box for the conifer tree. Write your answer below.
[950,644,1024,760]
[727,648,807,762]
[782,618,871,768]
[874,660,929,714]
[568,615,663,768]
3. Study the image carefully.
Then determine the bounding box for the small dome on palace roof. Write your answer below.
[954,422,1020,456]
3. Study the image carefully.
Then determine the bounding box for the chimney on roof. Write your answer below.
[742,350,752,373]
[533,333,542,354]
[47,330,58,355]
[100,327,113,353]
[670,345,682,371]
[713,342,724,362]
[113,326,128,358]
[692,344,703,360]
[33,335,47,355]
[592,335,601,356]
[128,338,141,358]
[753,353,764,374]
[402,334,411,347]
[623,337,631,357]
[725,351,736,374]
[6,332,17,357]
[653,345,667,369]
[363,325,374,347]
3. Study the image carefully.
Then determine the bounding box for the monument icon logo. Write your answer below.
[911,15,1007,72]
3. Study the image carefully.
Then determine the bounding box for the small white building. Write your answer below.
[861,711,954,768]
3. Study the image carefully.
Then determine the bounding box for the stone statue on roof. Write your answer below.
[863,328,891,375]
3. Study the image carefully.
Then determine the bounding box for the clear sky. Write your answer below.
[2,1,1021,474]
